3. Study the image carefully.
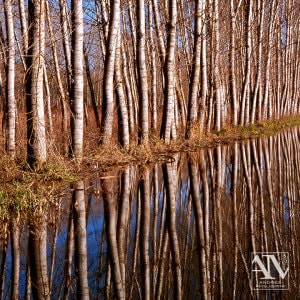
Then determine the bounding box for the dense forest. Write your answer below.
[1,0,300,167]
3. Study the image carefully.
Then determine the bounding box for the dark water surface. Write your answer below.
[1,128,300,299]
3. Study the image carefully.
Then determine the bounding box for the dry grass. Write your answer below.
[0,114,300,225]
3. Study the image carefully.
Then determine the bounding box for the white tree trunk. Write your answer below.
[26,0,47,168]
[137,0,149,144]
[4,0,16,157]
[100,0,120,145]
[70,0,84,162]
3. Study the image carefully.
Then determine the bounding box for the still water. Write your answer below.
[1,128,300,299]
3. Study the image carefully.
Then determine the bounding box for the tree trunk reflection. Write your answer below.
[1,128,300,298]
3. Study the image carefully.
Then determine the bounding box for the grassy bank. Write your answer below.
[0,115,300,222]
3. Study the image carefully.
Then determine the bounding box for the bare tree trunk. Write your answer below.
[199,1,208,133]
[262,1,276,120]
[229,0,239,126]
[149,1,158,132]
[251,0,264,123]
[137,0,149,144]
[100,0,120,145]
[186,0,203,138]
[115,34,130,148]
[70,0,84,162]
[46,0,68,135]
[212,0,221,131]
[26,0,47,168]
[160,0,177,144]
[4,0,16,158]
[84,45,101,129]
[44,66,53,135]
[59,0,72,92]
[240,0,252,126]
[18,0,28,55]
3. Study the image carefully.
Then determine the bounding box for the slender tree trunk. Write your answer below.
[149,1,158,132]
[18,0,28,55]
[229,0,240,126]
[240,0,252,126]
[59,0,72,92]
[26,0,47,168]
[213,0,221,131]
[137,0,149,144]
[46,0,68,135]
[4,0,16,158]
[115,34,130,148]
[84,45,101,129]
[160,0,177,144]
[100,0,120,145]
[199,1,208,133]
[70,0,84,162]
[186,0,202,138]
[251,0,264,123]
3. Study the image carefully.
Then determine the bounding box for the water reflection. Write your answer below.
[1,128,300,299]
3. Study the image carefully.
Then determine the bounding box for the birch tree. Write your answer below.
[4,0,16,158]
[26,0,47,168]
[160,0,177,144]
[100,0,120,145]
[137,0,149,144]
[70,0,84,162]
[186,0,203,138]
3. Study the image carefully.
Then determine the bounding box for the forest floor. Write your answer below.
[1,115,300,184]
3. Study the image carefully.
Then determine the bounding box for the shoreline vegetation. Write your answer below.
[1,115,300,181]
[1,116,300,211]
[0,116,299,224]
[2,116,300,182]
